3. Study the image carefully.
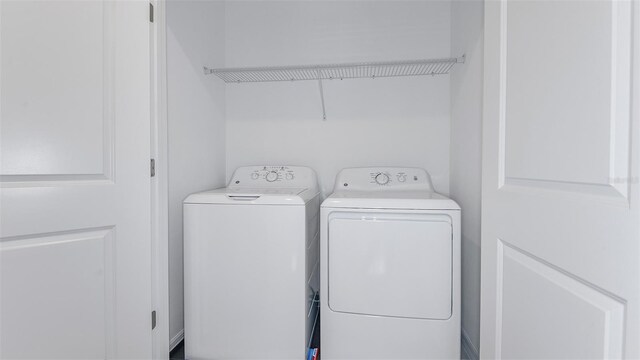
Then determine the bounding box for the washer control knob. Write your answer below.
[375,173,390,185]
[266,171,279,182]
[397,174,407,182]
[251,173,259,180]
[285,173,294,180]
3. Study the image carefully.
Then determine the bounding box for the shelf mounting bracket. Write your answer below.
[317,71,327,121]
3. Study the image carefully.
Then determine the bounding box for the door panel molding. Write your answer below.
[495,239,625,359]
[0,227,117,358]
[0,1,115,185]
[496,0,633,203]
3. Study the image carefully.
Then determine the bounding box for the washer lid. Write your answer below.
[225,187,307,196]
[184,187,312,205]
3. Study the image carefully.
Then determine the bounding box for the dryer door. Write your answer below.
[328,212,452,320]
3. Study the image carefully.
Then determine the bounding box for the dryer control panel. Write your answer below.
[334,167,434,192]
[228,166,318,190]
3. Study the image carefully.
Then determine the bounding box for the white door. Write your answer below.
[481,1,639,359]
[0,1,152,359]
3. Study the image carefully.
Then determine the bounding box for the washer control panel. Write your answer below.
[335,167,434,191]
[228,166,318,189]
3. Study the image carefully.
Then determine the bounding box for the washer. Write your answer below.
[321,167,460,360]
[184,166,320,360]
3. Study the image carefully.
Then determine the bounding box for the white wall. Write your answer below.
[450,0,483,357]
[224,1,452,195]
[166,0,226,348]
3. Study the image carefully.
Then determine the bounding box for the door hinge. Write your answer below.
[149,3,154,23]
[151,310,157,330]
[150,159,156,177]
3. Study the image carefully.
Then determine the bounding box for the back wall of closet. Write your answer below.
[224,0,452,195]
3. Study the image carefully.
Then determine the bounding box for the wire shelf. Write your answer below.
[204,55,464,120]
[205,56,464,83]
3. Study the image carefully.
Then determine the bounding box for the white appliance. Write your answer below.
[184,166,320,360]
[321,167,461,360]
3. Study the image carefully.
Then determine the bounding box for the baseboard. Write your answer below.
[170,329,184,351]
[461,328,479,360]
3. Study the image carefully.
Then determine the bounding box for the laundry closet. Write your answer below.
[0,0,637,359]
[167,0,484,358]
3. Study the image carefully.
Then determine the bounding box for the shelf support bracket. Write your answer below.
[317,73,327,121]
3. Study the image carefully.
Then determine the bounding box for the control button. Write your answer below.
[375,173,390,185]
[285,173,294,180]
[251,173,259,180]
[266,171,279,182]
[397,174,407,182]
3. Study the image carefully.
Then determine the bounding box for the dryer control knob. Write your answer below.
[251,173,259,180]
[285,173,294,180]
[375,173,390,185]
[266,171,279,182]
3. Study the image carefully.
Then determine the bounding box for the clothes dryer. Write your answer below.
[321,167,460,359]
